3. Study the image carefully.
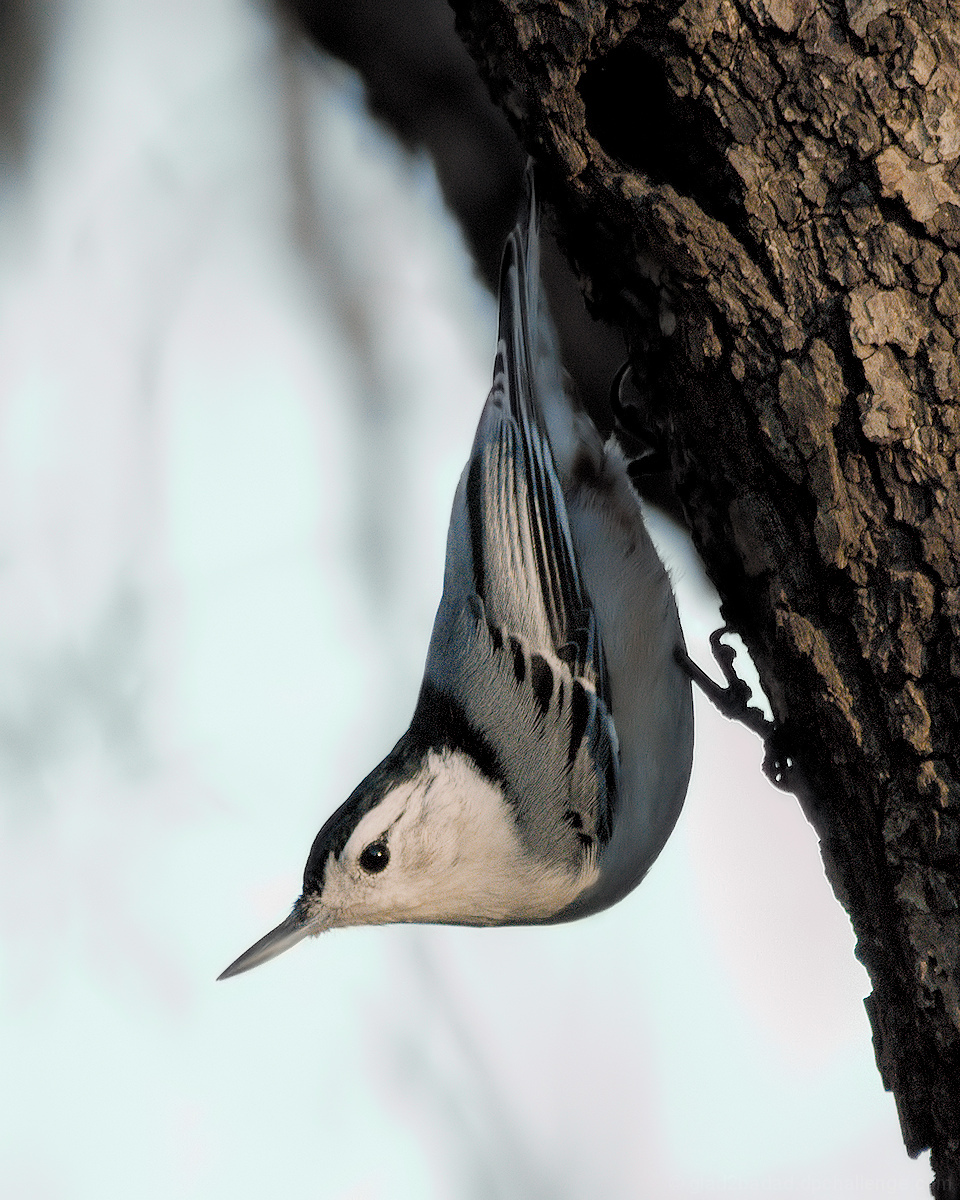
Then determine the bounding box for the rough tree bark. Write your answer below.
[448,0,960,1194]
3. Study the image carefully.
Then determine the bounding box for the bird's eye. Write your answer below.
[359,842,390,874]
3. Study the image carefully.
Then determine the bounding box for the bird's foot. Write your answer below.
[675,628,796,791]
[610,360,668,474]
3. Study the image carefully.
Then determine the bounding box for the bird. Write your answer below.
[218,175,694,980]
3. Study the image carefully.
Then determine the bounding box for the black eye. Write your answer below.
[358,842,389,873]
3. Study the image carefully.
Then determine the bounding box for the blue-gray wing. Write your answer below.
[421,187,620,866]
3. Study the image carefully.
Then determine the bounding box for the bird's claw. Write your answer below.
[674,629,797,792]
[610,360,668,474]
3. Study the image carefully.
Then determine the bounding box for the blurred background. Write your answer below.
[0,1,933,1196]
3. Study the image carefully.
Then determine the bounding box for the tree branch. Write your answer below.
[449,0,960,1194]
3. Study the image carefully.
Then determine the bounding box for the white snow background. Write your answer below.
[0,2,933,1196]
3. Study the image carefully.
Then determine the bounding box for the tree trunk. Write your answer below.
[449,0,960,1194]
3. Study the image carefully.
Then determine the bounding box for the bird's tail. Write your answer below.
[497,167,603,482]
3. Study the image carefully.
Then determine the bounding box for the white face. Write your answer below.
[300,750,597,931]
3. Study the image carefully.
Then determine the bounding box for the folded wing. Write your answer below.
[420,186,620,872]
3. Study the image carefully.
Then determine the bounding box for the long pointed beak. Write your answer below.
[217,906,314,980]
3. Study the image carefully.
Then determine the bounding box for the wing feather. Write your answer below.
[420,178,620,865]
[475,197,602,684]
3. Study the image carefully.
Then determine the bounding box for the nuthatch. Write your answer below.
[219,178,693,979]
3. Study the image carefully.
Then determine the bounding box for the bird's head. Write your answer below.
[218,744,591,979]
